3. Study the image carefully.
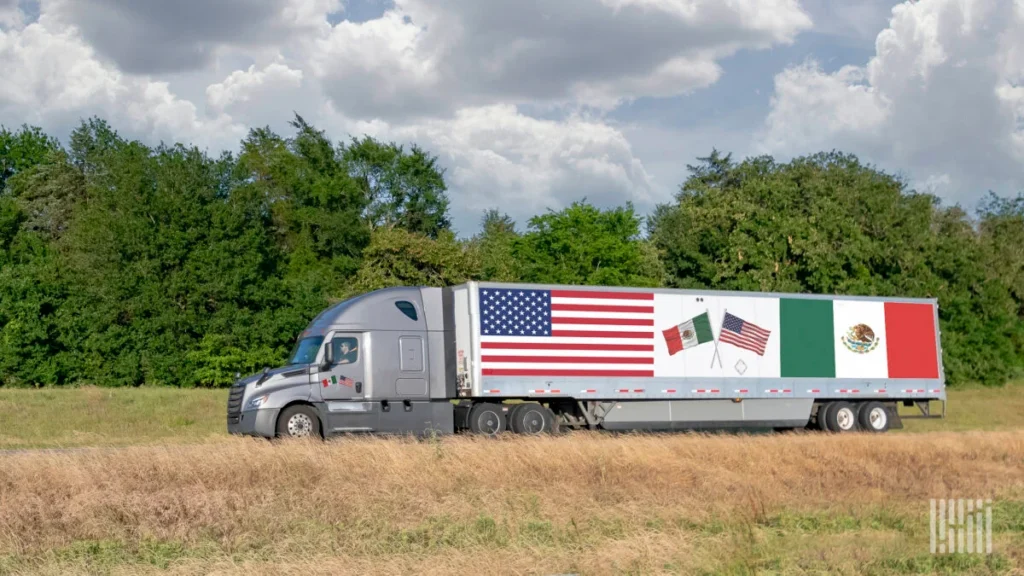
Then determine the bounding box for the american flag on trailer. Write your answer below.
[719,311,771,356]
[479,287,656,377]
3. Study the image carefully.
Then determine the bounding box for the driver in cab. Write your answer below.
[336,340,358,365]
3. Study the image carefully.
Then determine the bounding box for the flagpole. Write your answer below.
[709,308,723,369]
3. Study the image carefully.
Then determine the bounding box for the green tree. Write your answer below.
[0,125,60,194]
[353,227,480,293]
[474,209,523,282]
[342,136,451,237]
[515,200,662,287]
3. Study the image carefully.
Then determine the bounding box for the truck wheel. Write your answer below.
[276,405,321,439]
[509,403,554,435]
[468,403,506,436]
[814,403,833,431]
[858,401,890,433]
[825,401,858,433]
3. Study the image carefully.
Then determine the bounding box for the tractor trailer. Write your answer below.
[227,282,945,438]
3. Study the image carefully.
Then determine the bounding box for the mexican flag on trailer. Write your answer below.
[663,311,714,356]
[779,298,939,379]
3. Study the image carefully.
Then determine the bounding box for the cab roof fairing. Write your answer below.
[299,286,428,337]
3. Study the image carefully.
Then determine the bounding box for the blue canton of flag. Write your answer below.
[480,288,552,336]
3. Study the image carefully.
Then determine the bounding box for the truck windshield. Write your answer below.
[288,336,325,365]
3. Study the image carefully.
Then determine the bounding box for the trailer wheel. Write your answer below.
[509,403,554,435]
[814,403,833,431]
[276,405,321,439]
[825,401,858,433]
[468,403,506,436]
[858,401,890,433]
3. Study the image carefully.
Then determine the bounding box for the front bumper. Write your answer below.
[227,408,279,438]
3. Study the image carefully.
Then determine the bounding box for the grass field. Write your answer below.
[0,384,1022,575]
[1,383,1022,450]
[1,431,1022,575]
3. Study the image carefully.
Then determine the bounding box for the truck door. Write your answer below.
[316,333,376,433]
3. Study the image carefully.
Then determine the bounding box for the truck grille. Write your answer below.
[227,384,245,425]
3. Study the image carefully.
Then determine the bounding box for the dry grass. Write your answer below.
[2,431,1023,575]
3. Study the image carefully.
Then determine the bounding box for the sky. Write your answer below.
[1,0,1022,235]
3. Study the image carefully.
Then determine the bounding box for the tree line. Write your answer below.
[1,117,1021,387]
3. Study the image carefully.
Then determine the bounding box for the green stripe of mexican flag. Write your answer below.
[780,298,939,379]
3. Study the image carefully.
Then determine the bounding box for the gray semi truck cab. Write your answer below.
[227,286,458,438]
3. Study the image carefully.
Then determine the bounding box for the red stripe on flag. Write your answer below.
[483,369,655,377]
[550,290,654,300]
[551,303,654,313]
[662,326,682,355]
[481,355,654,364]
[481,342,655,351]
[551,330,654,339]
[552,317,654,326]
[884,302,939,379]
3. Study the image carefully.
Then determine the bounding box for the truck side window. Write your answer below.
[395,301,418,321]
[331,337,359,365]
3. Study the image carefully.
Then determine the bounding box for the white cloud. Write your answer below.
[43,0,341,73]
[0,0,22,28]
[379,105,654,230]
[0,14,241,148]
[760,0,1024,203]
[206,62,304,112]
[309,0,812,120]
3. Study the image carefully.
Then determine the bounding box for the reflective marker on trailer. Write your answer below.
[662,389,677,393]
[807,389,821,393]
[734,389,749,394]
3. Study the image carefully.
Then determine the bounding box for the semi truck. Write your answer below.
[227,282,946,438]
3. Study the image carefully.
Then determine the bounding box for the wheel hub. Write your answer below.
[287,413,313,437]
[479,412,500,434]
[523,411,545,434]
[869,407,887,430]
[836,408,855,431]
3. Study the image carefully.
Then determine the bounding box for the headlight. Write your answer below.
[247,394,270,410]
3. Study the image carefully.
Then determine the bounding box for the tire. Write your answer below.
[858,401,891,433]
[825,401,858,433]
[276,405,321,439]
[509,403,554,435]
[468,403,506,436]
[815,403,834,431]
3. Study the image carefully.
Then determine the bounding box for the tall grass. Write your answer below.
[2,431,1022,574]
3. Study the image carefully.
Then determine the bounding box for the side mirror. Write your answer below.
[320,342,334,371]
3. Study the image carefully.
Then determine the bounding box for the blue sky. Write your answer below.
[1,0,1021,234]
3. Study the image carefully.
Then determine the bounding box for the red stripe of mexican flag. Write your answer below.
[884,302,939,378]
